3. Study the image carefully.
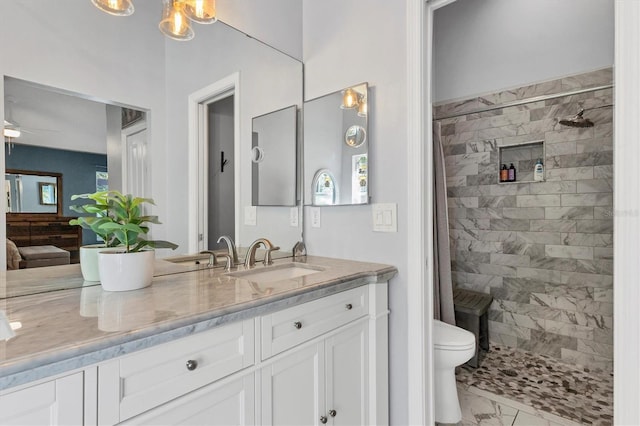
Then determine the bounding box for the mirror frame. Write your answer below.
[5,168,63,218]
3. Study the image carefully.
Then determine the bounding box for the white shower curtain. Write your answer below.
[433,122,456,325]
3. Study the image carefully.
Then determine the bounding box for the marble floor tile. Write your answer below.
[456,345,613,425]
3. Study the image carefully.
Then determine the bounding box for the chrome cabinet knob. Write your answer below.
[293,321,302,329]
[345,303,353,310]
[320,416,328,424]
[329,409,337,417]
[186,359,198,371]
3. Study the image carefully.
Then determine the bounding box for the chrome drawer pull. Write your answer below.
[345,303,353,310]
[329,409,337,417]
[320,416,328,424]
[186,359,198,371]
[293,321,302,329]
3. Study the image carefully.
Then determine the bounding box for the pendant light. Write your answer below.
[184,0,217,24]
[341,88,359,109]
[357,96,368,117]
[91,0,134,17]
[159,0,195,41]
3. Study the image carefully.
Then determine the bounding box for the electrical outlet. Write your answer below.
[310,207,321,228]
[290,207,299,227]
[244,206,257,226]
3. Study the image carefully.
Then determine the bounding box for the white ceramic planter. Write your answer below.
[98,250,155,292]
[79,244,107,282]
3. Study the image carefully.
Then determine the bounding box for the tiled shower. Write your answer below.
[435,67,613,373]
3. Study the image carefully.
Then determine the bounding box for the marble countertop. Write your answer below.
[0,256,396,391]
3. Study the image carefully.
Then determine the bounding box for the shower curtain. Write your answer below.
[433,122,456,325]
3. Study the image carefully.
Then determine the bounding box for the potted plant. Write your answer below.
[70,191,120,281]
[70,191,177,291]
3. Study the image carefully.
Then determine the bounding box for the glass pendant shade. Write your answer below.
[341,88,359,109]
[184,0,217,24]
[91,0,134,16]
[357,97,368,117]
[159,0,195,41]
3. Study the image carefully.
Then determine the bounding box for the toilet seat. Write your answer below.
[434,320,475,351]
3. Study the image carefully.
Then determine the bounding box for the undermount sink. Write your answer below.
[227,263,323,283]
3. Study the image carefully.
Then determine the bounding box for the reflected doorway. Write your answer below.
[207,95,235,250]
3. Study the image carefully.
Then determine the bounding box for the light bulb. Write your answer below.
[341,88,359,109]
[159,0,195,41]
[185,0,216,24]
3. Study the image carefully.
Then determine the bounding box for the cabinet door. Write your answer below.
[261,342,324,426]
[0,372,83,426]
[325,322,369,426]
[127,374,254,426]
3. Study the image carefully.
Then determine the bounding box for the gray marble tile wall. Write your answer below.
[437,68,613,372]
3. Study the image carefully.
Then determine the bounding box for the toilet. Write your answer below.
[433,319,476,423]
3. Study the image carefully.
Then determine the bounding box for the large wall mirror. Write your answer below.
[1,1,303,295]
[304,83,369,206]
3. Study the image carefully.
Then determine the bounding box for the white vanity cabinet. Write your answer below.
[259,285,373,426]
[0,372,84,426]
[0,280,389,426]
[97,319,255,425]
[260,321,368,426]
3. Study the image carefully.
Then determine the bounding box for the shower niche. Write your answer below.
[497,140,545,184]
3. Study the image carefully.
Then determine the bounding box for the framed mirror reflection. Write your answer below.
[304,83,369,206]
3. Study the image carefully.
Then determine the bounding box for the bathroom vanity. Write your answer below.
[0,256,395,425]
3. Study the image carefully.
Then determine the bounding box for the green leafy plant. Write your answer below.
[69,190,178,253]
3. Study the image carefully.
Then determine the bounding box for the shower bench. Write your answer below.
[453,288,493,368]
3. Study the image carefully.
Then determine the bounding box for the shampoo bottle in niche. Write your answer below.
[534,158,544,182]
[508,163,516,182]
[500,164,508,182]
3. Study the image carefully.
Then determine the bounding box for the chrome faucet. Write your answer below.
[244,238,280,268]
[199,250,219,268]
[217,235,238,267]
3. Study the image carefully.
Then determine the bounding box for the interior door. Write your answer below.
[207,95,235,250]
[123,123,148,199]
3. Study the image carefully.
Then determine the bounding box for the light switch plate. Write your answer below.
[310,207,321,228]
[244,206,257,226]
[372,203,397,232]
[290,207,299,227]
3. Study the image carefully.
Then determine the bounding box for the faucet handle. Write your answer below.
[199,250,219,267]
[264,246,281,266]
[292,241,306,258]
[217,253,233,272]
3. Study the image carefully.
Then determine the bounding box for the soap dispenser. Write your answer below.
[508,163,516,182]
[534,158,544,182]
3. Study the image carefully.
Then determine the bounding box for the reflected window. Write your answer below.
[312,169,338,206]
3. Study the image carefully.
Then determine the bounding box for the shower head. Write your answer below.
[559,109,594,128]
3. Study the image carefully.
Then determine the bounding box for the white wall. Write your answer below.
[302,1,409,424]
[433,0,615,102]
[218,0,303,60]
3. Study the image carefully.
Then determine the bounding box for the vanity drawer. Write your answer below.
[98,319,254,423]
[261,285,368,359]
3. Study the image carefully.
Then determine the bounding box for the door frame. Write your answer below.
[406,1,457,423]
[409,1,640,424]
[187,72,241,253]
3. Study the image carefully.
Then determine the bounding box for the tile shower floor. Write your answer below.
[455,345,613,425]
